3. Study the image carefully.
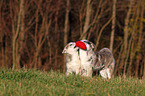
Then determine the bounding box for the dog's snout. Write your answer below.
[62,49,66,53]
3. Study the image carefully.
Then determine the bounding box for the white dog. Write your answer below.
[78,40,97,77]
[62,40,98,77]
[62,42,81,76]
[94,48,115,79]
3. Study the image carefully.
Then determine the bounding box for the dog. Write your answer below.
[93,48,115,79]
[78,40,97,77]
[62,42,81,76]
[62,40,98,77]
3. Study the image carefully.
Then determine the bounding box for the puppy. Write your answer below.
[62,42,81,76]
[94,48,115,79]
[78,40,97,77]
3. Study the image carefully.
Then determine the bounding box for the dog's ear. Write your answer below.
[80,40,95,50]
[89,41,95,49]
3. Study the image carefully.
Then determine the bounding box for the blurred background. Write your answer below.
[0,0,145,78]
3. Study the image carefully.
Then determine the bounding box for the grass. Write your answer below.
[0,69,145,96]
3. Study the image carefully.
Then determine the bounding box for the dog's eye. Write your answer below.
[66,45,69,49]
[74,46,76,48]
[70,44,73,46]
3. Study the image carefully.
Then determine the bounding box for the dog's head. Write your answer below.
[80,39,95,51]
[62,42,79,54]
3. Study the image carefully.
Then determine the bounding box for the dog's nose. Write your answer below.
[62,49,66,53]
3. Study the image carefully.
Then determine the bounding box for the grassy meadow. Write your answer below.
[0,69,145,96]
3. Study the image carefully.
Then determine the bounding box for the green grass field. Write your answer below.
[0,69,145,96]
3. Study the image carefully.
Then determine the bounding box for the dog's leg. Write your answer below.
[76,68,81,75]
[86,67,93,77]
[100,69,108,79]
[109,62,115,78]
[81,68,87,76]
[66,69,72,76]
[106,68,111,79]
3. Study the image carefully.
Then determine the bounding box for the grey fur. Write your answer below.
[66,54,72,63]
[93,48,115,79]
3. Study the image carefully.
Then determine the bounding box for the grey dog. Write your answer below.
[93,48,115,79]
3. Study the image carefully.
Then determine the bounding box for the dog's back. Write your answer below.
[94,48,115,78]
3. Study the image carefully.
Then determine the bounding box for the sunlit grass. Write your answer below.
[0,69,145,96]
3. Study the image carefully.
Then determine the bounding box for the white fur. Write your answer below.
[62,42,81,76]
[79,40,97,77]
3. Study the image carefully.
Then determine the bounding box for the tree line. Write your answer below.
[0,0,145,78]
